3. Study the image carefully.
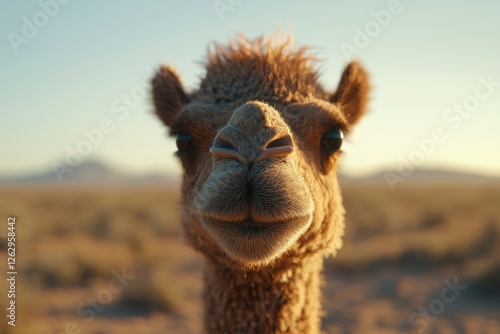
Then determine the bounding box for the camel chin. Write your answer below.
[201,214,313,266]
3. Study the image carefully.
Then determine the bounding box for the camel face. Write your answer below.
[197,101,314,265]
[152,36,369,270]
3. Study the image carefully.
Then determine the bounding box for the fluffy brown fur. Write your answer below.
[151,34,370,333]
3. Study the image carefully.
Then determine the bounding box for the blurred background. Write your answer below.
[1,1,499,333]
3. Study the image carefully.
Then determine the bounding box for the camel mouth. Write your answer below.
[213,219,289,238]
[200,215,312,265]
[232,220,270,236]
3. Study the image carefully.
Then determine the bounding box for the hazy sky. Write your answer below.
[1,0,499,178]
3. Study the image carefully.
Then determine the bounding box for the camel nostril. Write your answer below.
[256,135,294,163]
[213,136,235,150]
[210,135,247,165]
[265,135,293,149]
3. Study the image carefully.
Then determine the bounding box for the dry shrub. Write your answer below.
[114,264,183,314]
[333,183,500,271]
[25,235,135,287]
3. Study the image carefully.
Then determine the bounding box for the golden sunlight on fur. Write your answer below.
[151,33,370,334]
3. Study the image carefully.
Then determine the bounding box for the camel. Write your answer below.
[151,34,369,334]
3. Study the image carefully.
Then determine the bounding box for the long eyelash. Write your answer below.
[169,119,188,137]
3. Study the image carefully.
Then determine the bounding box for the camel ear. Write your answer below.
[330,61,370,126]
[151,66,190,127]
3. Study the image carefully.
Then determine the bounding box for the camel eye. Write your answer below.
[320,129,343,153]
[175,133,195,155]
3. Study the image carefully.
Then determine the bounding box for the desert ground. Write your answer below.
[0,182,499,334]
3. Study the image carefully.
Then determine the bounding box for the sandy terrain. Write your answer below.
[0,183,499,333]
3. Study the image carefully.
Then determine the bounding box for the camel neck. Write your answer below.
[203,255,323,334]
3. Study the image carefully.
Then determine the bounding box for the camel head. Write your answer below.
[152,36,369,269]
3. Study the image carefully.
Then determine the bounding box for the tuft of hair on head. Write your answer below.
[205,31,320,75]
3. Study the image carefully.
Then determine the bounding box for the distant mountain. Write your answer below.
[0,160,180,186]
[0,161,497,186]
[340,168,500,183]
